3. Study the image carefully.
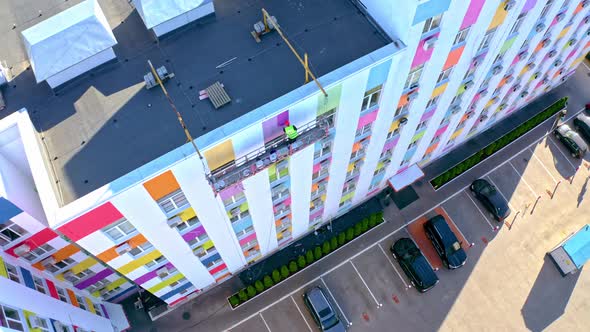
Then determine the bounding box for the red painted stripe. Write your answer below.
[209,263,227,275]
[6,228,58,257]
[169,296,187,307]
[45,279,59,300]
[58,203,124,241]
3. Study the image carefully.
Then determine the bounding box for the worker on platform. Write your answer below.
[283,121,298,144]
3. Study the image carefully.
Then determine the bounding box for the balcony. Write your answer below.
[211,119,329,192]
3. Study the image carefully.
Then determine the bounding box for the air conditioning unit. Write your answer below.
[541,38,551,48]
[535,22,546,33]
[527,62,536,70]
[41,257,56,267]
[553,59,563,67]
[512,84,521,92]
[115,243,131,255]
[518,51,529,60]
[450,104,462,114]
[520,91,529,98]
[504,0,516,11]
[547,50,557,58]
[399,117,408,127]
[13,244,31,256]
[464,80,474,90]
[167,215,183,228]
[466,111,474,119]
[214,180,226,191]
[409,83,419,91]
[505,75,515,84]
[556,13,565,22]
[28,316,45,329]
[423,36,438,50]
[157,267,169,278]
[492,65,503,75]
[569,38,577,46]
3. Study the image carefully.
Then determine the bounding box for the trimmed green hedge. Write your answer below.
[431,97,568,189]
[227,211,384,308]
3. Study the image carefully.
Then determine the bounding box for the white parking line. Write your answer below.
[349,260,383,308]
[377,243,410,289]
[260,313,271,332]
[548,135,578,171]
[583,60,590,72]
[321,278,352,327]
[508,161,538,198]
[528,147,557,183]
[485,176,517,213]
[291,296,313,332]
[463,190,496,230]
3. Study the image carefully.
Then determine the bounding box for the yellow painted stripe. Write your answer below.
[431,82,448,98]
[106,277,128,291]
[55,274,65,282]
[70,257,98,274]
[91,290,100,298]
[202,240,214,250]
[558,26,571,39]
[147,273,186,294]
[347,163,354,173]
[23,310,43,332]
[85,297,96,313]
[451,129,463,139]
[179,208,196,221]
[117,250,162,274]
[0,257,8,278]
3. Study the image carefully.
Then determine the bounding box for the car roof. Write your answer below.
[568,131,589,151]
[412,256,439,285]
[576,114,590,127]
[428,216,458,247]
[306,287,331,314]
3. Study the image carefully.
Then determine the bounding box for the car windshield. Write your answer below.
[480,184,496,196]
[323,313,339,329]
[318,308,332,318]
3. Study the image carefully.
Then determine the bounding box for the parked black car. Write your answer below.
[303,287,346,332]
[573,113,590,143]
[390,238,438,292]
[470,179,511,221]
[554,124,588,158]
[424,215,467,269]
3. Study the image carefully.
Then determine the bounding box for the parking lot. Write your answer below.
[227,110,590,332]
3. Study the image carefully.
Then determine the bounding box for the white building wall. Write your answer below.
[359,0,418,41]
[171,155,246,272]
[242,169,278,255]
[46,48,116,89]
[323,72,369,219]
[290,144,314,237]
[110,185,215,291]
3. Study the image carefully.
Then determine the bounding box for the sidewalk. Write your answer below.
[125,67,590,332]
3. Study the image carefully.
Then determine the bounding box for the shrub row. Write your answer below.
[430,97,568,189]
[228,211,384,308]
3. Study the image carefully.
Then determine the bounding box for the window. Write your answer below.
[5,263,20,283]
[314,140,331,159]
[416,119,429,131]
[430,135,441,144]
[408,140,419,150]
[102,219,136,241]
[229,209,250,223]
[175,216,200,232]
[0,220,28,247]
[437,67,453,83]
[342,180,356,194]
[510,13,527,35]
[404,65,423,89]
[222,192,245,207]
[128,242,154,257]
[356,123,372,137]
[454,27,470,45]
[56,287,69,303]
[540,0,553,18]
[373,167,386,176]
[21,244,55,262]
[44,257,76,274]
[32,276,46,294]
[339,198,352,207]
[275,160,289,180]
[422,14,443,34]
[193,244,217,258]
[235,226,255,239]
[76,296,87,310]
[446,137,456,146]
[478,28,496,51]
[0,304,24,331]
[361,85,382,111]
[322,108,337,129]
[145,255,166,269]
[187,233,209,247]
[426,96,439,109]
[157,190,189,215]
[93,303,103,317]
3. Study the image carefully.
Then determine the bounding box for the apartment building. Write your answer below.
[1,0,589,311]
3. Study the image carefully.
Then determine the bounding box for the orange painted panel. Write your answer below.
[397,94,408,108]
[143,170,181,201]
[67,289,79,307]
[575,2,584,15]
[32,261,44,271]
[311,183,319,192]
[426,143,438,154]
[97,234,148,262]
[443,46,465,71]
[53,244,80,262]
[498,77,507,87]
[351,142,362,153]
[534,42,543,53]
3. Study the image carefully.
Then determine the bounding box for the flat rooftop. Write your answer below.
[0,0,390,205]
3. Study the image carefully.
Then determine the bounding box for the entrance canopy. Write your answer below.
[388,164,424,192]
[563,224,590,269]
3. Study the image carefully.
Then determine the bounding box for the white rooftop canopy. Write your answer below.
[134,0,210,29]
[21,0,117,83]
[388,164,424,192]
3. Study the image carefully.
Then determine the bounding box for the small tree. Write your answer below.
[280,265,290,279]
[338,232,346,246]
[345,228,354,241]
[263,275,274,288]
[322,241,332,255]
[254,280,264,293]
[360,218,369,233]
[246,285,256,298]
[368,216,377,228]
[305,250,315,264]
[289,261,298,273]
[297,255,307,269]
[376,211,384,223]
[314,246,323,260]
[229,295,240,307]
[354,223,362,237]
[330,237,338,250]
[238,289,248,302]
[272,269,282,283]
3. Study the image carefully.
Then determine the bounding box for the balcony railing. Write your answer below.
[210,119,329,192]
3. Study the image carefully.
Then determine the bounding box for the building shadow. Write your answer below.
[521,255,582,332]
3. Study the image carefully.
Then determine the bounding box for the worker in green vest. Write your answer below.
[283,120,298,144]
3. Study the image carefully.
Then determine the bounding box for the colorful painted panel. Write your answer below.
[488,4,508,30]
[432,82,448,98]
[143,170,181,201]
[75,268,114,290]
[203,140,236,171]
[0,197,22,223]
[500,35,517,54]
[45,279,59,299]
[262,110,290,143]
[522,0,537,13]
[413,0,451,25]
[412,33,439,68]
[0,257,8,278]
[444,45,465,70]
[6,228,58,257]
[461,0,486,29]
[134,262,175,285]
[58,202,124,242]
[317,84,342,115]
[366,59,392,90]
[357,110,379,129]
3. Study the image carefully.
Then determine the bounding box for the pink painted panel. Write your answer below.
[511,56,519,66]
[461,0,486,29]
[522,0,537,13]
[566,49,577,61]
[239,232,257,246]
[309,209,324,220]
[472,93,481,103]
[357,109,379,129]
[219,183,243,200]
[312,163,321,173]
[283,197,292,207]
[550,17,558,27]
[435,124,449,136]
[535,81,544,89]
[382,137,399,151]
[262,110,290,143]
[411,33,439,68]
[420,108,436,122]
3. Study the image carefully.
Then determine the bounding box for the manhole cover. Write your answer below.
[182,312,191,320]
